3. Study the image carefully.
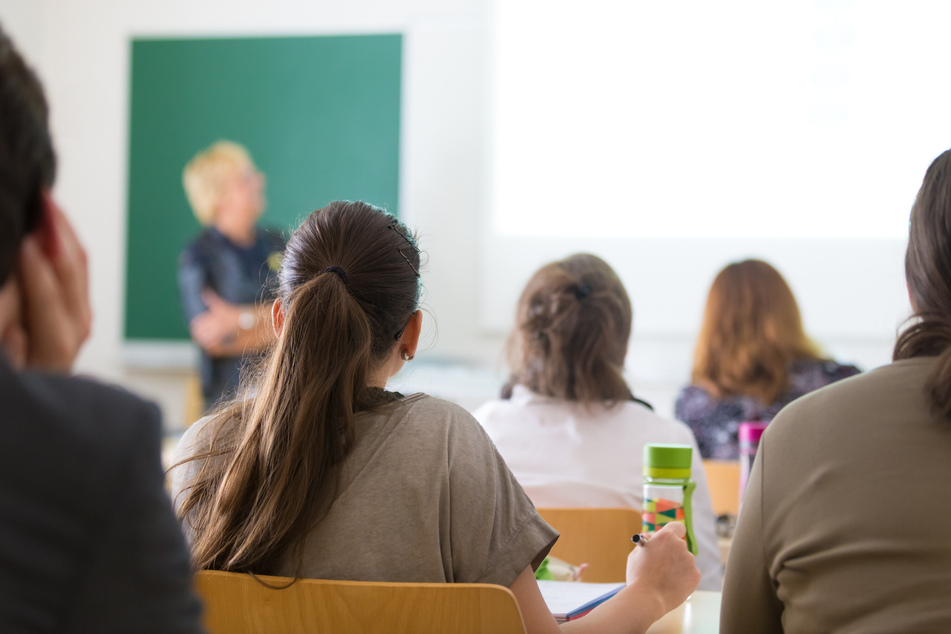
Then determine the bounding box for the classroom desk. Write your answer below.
[646,592,721,634]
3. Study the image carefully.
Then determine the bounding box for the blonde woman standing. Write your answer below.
[178,141,285,410]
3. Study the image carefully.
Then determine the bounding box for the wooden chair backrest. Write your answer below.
[194,570,526,634]
[702,460,740,516]
[536,507,642,583]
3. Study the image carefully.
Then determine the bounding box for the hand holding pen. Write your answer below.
[625,522,700,621]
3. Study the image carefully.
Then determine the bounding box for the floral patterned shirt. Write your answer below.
[675,358,861,460]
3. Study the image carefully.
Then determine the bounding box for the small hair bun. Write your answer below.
[574,283,593,300]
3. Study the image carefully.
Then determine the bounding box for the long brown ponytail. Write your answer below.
[176,201,421,573]
[894,149,951,418]
[503,253,633,403]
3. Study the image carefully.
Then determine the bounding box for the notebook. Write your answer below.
[537,580,625,623]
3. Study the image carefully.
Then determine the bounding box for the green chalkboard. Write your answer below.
[125,34,402,340]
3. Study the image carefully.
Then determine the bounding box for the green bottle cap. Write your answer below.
[643,444,692,479]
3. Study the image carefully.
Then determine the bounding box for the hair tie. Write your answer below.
[574,283,593,300]
[324,266,349,284]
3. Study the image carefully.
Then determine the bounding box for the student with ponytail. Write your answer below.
[474,253,722,591]
[170,202,699,634]
[721,150,951,632]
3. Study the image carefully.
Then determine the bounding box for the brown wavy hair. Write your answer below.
[174,201,421,574]
[894,149,951,418]
[503,253,633,403]
[691,259,820,403]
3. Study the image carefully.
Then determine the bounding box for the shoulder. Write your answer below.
[168,413,233,499]
[675,384,724,416]
[613,399,699,440]
[791,357,861,380]
[676,384,714,404]
[397,393,485,434]
[168,413,236,521]
[1,369,164,525]
[173,413,223,458]
[785,358,862,399]
[772,359,929,437]
[15,371,161,457]
[384,393,498,456]
[179,229,216,266]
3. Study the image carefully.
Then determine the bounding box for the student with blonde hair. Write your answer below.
[474,253,722,590]
[178,141,285,410]
[170,205,700,634]
[676,259,859,460]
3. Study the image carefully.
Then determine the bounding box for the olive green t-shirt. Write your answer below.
[721,358,951,633]
[170,393,558,586]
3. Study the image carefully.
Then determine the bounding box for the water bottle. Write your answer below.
[738,421,768,509]
[643,444,698,555]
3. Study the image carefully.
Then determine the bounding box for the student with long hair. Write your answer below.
[474,254,722,590]
[676,260,859,460]
[170,203,700,634]
[721,151,951,631]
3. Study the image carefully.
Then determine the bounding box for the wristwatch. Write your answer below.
[238,310,256,330]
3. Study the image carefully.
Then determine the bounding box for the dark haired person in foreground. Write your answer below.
[0,25,202,632]
[721,150,951,631]
[171,201,700,634]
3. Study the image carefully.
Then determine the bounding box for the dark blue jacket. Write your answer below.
[177,226,285,408]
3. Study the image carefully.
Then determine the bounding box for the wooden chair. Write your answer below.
[536,507,642,583]
[701,460,740,516]
[194,570,527,634]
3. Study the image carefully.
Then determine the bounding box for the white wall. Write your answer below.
[0,0,905,428]
[1,0,504,429]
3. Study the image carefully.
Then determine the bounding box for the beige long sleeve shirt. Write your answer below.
[722,358,951,633]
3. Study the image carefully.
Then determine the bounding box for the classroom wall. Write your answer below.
[0,0,900,427]
[1,0,501,427]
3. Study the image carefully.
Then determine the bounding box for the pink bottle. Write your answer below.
[738,422,769,509]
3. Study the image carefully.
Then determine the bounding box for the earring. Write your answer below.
[401,351,414,362]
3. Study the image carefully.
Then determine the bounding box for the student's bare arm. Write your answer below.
[509,522,700,634]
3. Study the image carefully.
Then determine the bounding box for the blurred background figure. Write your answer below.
[474,253,722,590]
[178,141,285,412]
[676,259,860,460]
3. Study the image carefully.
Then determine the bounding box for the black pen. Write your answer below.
[631,533,650,547]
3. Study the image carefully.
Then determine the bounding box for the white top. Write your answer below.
[473,385,723,591]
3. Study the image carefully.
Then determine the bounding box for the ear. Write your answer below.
[399,310,423,358]
[271,297,285,337]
